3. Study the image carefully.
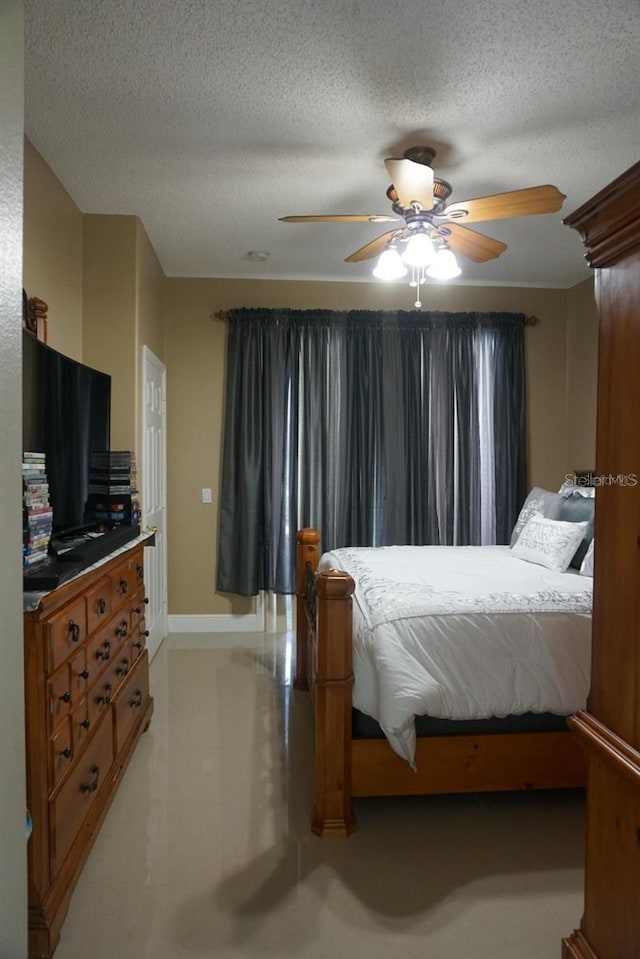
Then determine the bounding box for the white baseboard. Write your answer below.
[168,609,264,634]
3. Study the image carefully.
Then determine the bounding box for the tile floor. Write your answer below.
[53,631,585,959]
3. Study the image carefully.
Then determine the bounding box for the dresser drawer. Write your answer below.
[69,648,89,701]
[88,671,116,728]
[48,717,73,792]
[50,714,114,875]
[85,610,128,678]
[113,651,149,755]
[129,590,146,632]
[110,560,133,603]
[130,621,148,662]
[132,552,145,590]
[86,637,130,724]
[109,551,143,605]
[111,611,132,647]
[71,696,93,748]
[111,641,134,688]
[47,664,73,731]
[44,598,86,674]
[85,575,114,634]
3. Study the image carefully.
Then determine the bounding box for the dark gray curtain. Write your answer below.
[217,309,528,595]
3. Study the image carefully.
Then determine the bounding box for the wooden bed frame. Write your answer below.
[295,527,587,837]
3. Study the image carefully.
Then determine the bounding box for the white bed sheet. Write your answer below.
[318,545,592,765]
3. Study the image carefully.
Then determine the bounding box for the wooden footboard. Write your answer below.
[294,528,321,693]
[296,528,356,836]
[295,528,586,838]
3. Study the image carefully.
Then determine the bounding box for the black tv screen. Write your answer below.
[23,332,111,537]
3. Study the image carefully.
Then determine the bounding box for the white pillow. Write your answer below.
[510,487,563,546]
[511,515,588,572]
[579,539,595,577]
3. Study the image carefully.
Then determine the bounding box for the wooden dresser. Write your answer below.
[563,163,640,957]
[24,537,154,958]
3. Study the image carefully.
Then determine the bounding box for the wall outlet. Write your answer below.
[201,488,212,503]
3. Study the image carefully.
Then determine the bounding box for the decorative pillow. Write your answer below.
[559,479,595,498]
[580,539,595,577]
[557,492,595,569]
[510,487,563,546]
[511,515,588,572]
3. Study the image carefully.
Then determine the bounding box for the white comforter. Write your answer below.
[318,545,592,765]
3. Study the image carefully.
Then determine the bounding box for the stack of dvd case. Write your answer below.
[23,452,53,569]
[86,451,141,527]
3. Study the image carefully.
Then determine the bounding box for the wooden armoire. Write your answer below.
[563,162,640,958]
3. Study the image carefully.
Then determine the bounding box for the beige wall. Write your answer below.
[164,278,571,614]
[23,139,83,358]
[566,277,598,472]
[83,215,165,468]
[135,219,165,361]
[83,214,138,450]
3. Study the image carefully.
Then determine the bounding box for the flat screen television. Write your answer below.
[23,331,111,540]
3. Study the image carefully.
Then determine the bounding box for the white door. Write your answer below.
[142,346,167,659]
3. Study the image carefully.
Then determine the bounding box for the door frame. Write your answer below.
[141,345,168,657]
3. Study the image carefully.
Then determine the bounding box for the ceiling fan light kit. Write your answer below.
[402,231,435,267]
[426,248,462,280]
[281,146,566,309]
[372,246,407,280]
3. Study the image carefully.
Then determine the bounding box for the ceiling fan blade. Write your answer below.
[437,223,507,263]
[384,158,434,211]
[344,229,406,263]
[441,185,566,224]
[279,214,397,223]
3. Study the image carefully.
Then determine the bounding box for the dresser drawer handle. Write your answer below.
[134,605,142,615]
[136,564,143,579]
[144,596,149,605]
[97,597,107,614]
[115,620,128,638]
[143,630,150,637]
[130,690,143,709]
[132,639,143,650]
[58,691,71,704]
[119,578,128,595]
[80,668,90,680]
[80,718,91,730]
[96,683,112,706]
[95,641,111,661]
[68,620,80,642]
[60,746,72,759]
[80,764,100,794]
[116,658,130,677]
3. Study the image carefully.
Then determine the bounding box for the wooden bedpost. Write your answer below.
[294,528,321,690]
[312,569,356,838]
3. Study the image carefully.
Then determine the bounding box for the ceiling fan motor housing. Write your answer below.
[403,145,436,166]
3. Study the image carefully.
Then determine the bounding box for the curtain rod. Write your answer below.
[213,309,539,325]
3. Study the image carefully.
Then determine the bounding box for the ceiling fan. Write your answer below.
[280,146,566,307]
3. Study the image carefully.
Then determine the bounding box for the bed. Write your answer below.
[295,520,593,837]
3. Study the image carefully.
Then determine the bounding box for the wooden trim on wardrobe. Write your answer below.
[564,161,640,267]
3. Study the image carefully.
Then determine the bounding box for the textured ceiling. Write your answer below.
[23,0,640,289]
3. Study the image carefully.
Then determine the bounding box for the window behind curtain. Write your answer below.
[217,309,527,596]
